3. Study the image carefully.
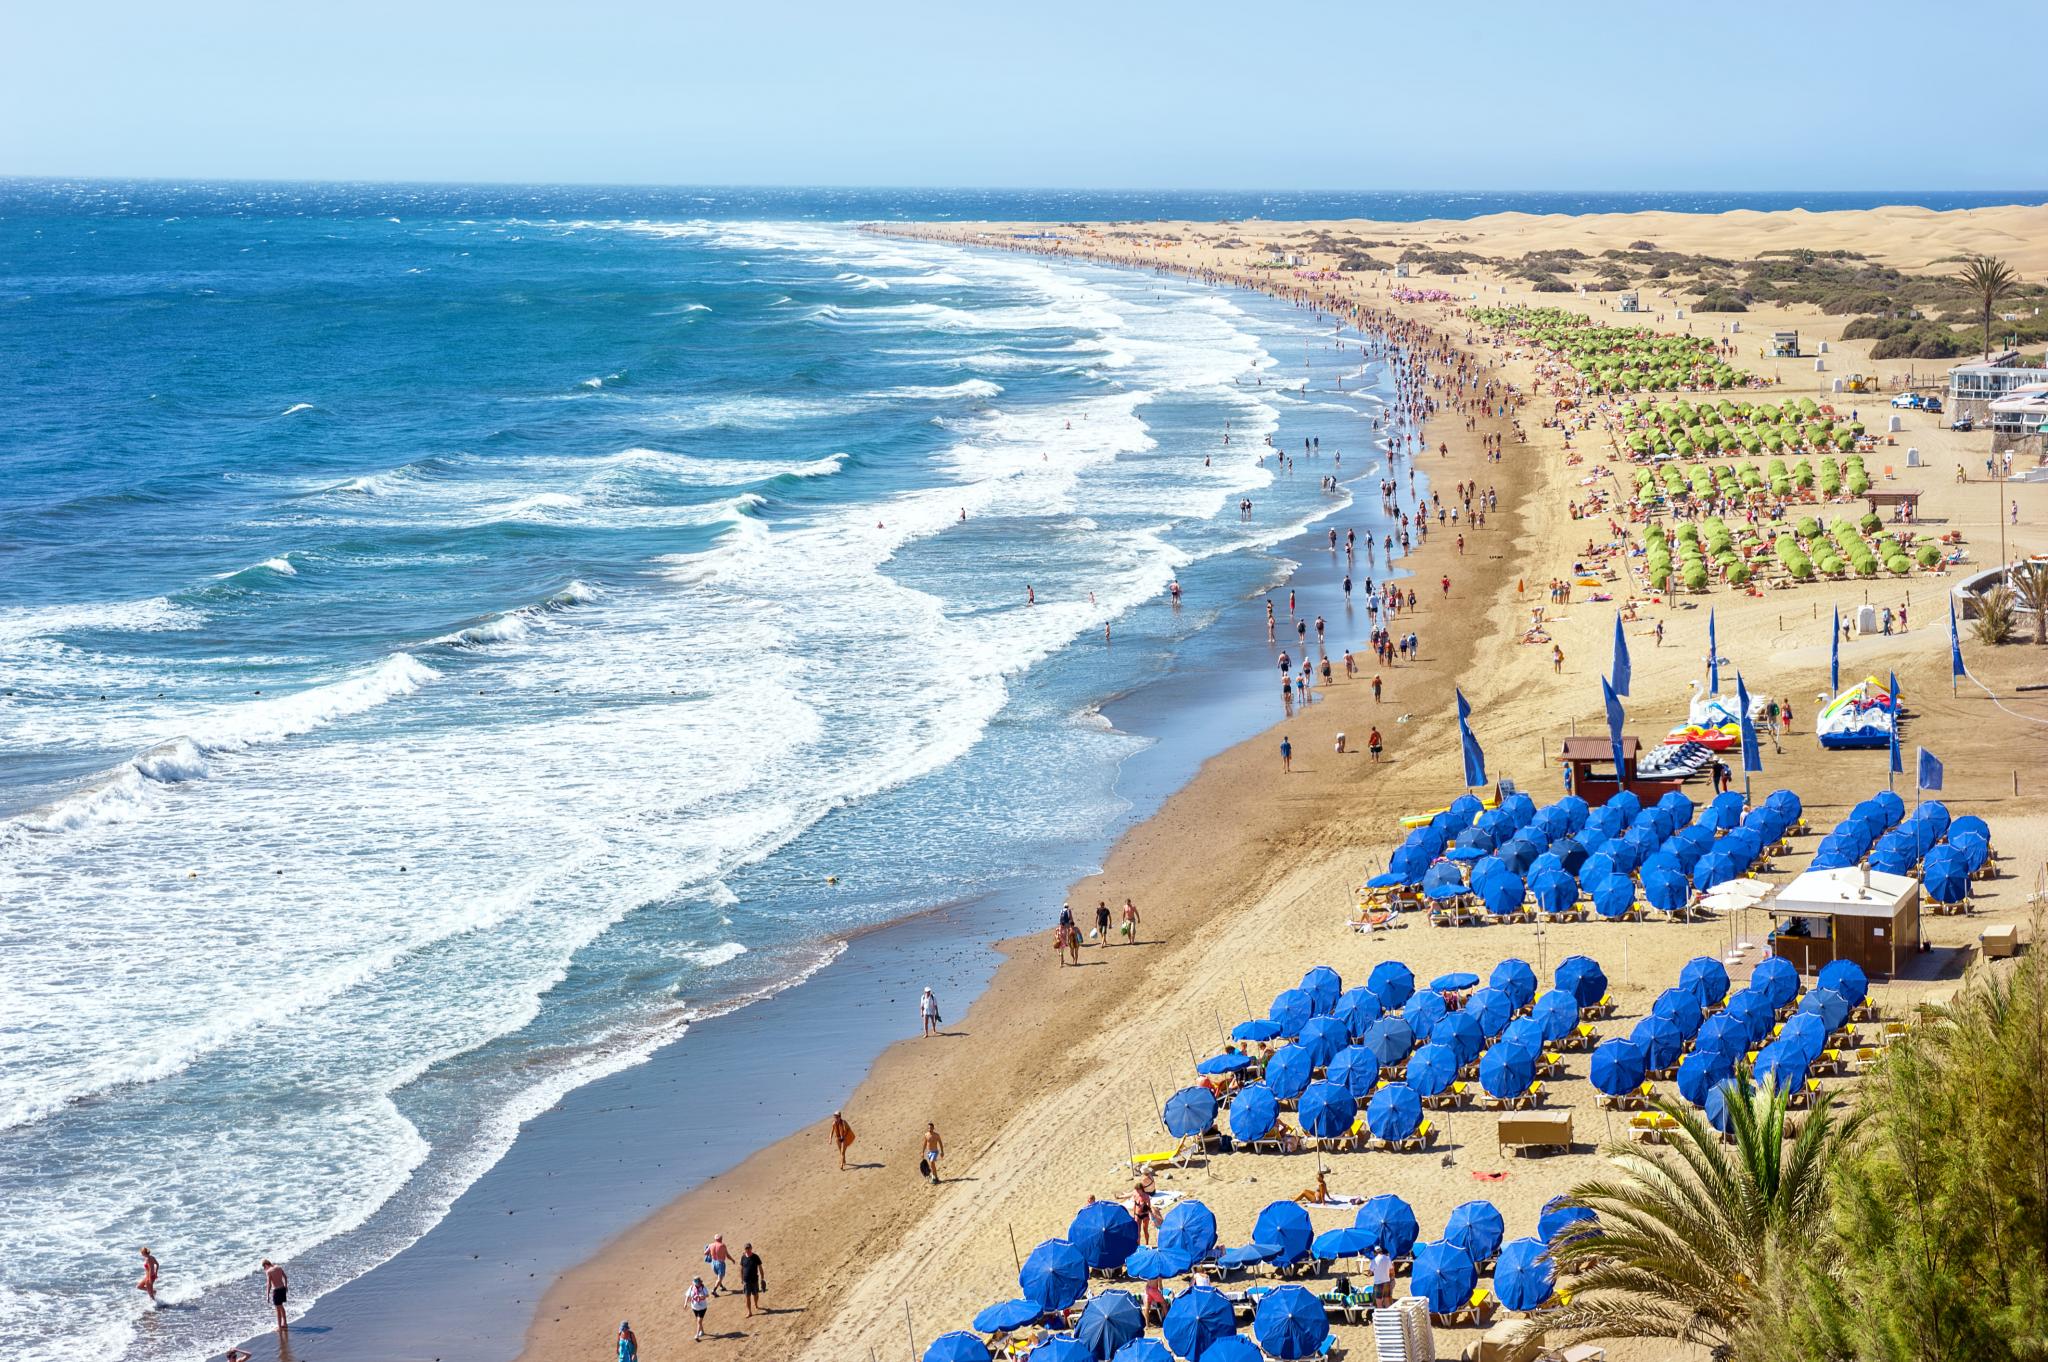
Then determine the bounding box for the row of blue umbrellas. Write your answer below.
[1807,790,1987,904]
[958,1191,1592,1360]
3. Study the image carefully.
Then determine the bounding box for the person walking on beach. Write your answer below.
[739,1244,766,1318]
[136,1247,160,1305]
[1121,898,1141,944]
[919,1122,946,1183]
[1368,727,1383,762]
[830,1110,856,1170]
[619,1320,641,1361]
[261,1259,289,1335]
[704,1235,730,1295]
[687,1278,710,1341]
[1280,735,1293,773]
[920,986,941,1037]
[1372,674,1382,703]
[1552,644,1564,674]
[1094,899,1112,944]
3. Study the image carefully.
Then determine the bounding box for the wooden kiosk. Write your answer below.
[1558,735,1689,809]
[1765,866,1922,979]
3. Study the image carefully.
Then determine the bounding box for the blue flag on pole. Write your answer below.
[1456,688,1487,789]
[1736,672,1762,774]
[1831,605,1840,696]
[1888,670,1903,776]
[1611,612,1631,698]
[1950,598,1966,681]
[1917,747,1943,791]
[1603,674,1627,788]
[1708,609,1719,696]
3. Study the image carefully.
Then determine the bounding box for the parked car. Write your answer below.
[1925,395,1943,413]
[1891,392,1921,408]
[1950,416,1974,432]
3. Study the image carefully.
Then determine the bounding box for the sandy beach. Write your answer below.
[519,204,2048,1362]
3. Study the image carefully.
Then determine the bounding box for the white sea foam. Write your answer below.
[880,379,1003,401]
[280,402,317,416]
[0,596,203,645]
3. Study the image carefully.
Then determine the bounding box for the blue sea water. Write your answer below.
[0,185,1424,1362]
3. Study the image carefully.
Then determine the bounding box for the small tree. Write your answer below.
[2009,562,2048,645]
[1974,586,2016,644]
[1956,255,2019,360]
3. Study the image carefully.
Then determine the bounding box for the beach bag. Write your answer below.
[1120,921,1133,938]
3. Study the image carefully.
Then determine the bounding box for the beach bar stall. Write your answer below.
[1557,736,1686,809]
[1764,866,1921,979]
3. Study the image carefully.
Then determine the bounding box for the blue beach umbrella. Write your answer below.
[1070,1200,1141,1272]
[1778,1013,1828,1062]
[1706,789,1747,830]
[927,1331,994,1362]
[1263,1044,1313,1099]
[1162,1087,1218,1139]
[1721,826,1764,869]
[1641,850,1684,884]
[1798,987,1851,1034]
[1333,986,1382,1037]
[1704,1079,1741,1134]
[1325,1045,1380,1099]
[1019,1239,1088,1311]
[1588,1037,1646,1095]
[1110,1341,1173,1362]
[1480,871,1526,915]
[1691,849,1740,894]
[1470,854,1508,889]
[1750,957,1799,1009]
[1948,832,1990,873]
[1195,1051,1252,1077]
[1297,1082,1357,1140]
[1489,959,1538,1009]
[1870,837,1917,876]
[1537,1198,1596,1246]
[1122,1246,1192,1281]
[1449,793,1485,824]
[1492,1238,1556,1312]
[1694,1013,1749,1067]
[1161,1286,1236,1360]
[1187,1340,1261,1362]
[1230,1018,1282,1044]
[1643,865,1690,913]
[1297,1015,1348,1067]
[1922,846,1968,903]
[1531,990,1579,1042]
[1403,989,1448,1036]
[1752,1045,1809,1096]
[1501,1017,1546,1054]
[1214,1240,1276,1271]
[1405,1042,1459,1097]
[1531,869,1578,915]
[1312,1226,1375,1261]
[1226,1083,1278,1143]
[1387,844,1430,882]
[1431,1011,1485,1066]
[1680,956,1731,1007]
[1410,1240,1479,1313]
[1363,1016,1416,1068]
[1425,863,1467,900]
[1465,987,1513,1037]
[1367,960,1416,1010]
[1555,955,1608,1009]
[1443,1200,1506,1263]
[1479,1044,1534,1098]
[1076,1291,1144,1360]
[1722,989,1774,1044]
[1677,1049,1733,1107]
[1529,851,1567,883]
[1365,1082,1423,1141]
[1159,1201,1217,1263]
[1252,1285,1329,1360]
[1652,988,1704,1041]
[1268,988,1313,1037]
[1765,788,1801,821]
[1631,1014,1684,1070]
[1592,874,1636,919]
[1577,851,1619,891]
[1355,1194,1420,1256]
[1430,971,1481,992]
[1606,788,1643,821]
[1658,790,1696,826]
[1816,960,1868,1008]
[974,1300,1044,1333]
[1299,965,1342,1014]
[1252,1202,1314,1265]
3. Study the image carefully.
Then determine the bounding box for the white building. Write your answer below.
[1988,383,2048,436]
[1948,352,2045,413]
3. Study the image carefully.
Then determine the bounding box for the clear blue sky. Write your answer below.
[1,0,2031,188]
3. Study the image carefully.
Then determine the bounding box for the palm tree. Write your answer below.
[2008,561,2048,645]
[1955,255,2018,360]
[1525,1076,1861,1358]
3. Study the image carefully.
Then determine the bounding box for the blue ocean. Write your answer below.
[0,182,2036,1362]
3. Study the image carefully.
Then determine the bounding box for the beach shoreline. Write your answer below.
[511,254,1531,1362]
